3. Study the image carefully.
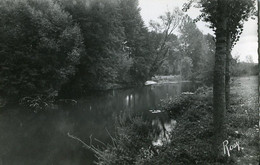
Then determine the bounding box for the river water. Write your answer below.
[0,82,197,165]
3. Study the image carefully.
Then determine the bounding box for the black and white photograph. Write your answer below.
[0,0,259,164]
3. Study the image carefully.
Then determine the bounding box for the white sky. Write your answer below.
[139,0,258,63]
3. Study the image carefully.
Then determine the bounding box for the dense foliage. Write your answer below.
[150,14,215,83]
[231,59,258,76]
[0,0,253,103]
[0,0,84,100]
[0,0,157,101]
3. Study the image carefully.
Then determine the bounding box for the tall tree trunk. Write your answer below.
[257,0,260,135]
[225,33,231,111]
[213,3,227,156]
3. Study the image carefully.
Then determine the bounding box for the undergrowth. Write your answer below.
[73,77,258,164]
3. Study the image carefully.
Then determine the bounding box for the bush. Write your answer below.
[160,86,212,120]
[88,114,160,165]
[160,94,195,119]
[19,91,57,112]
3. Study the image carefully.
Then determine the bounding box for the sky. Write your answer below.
[139,0,258,63]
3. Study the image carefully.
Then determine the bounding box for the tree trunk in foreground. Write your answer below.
[213,11,227,157]
[257,0,260,115]
[225,34,231,111]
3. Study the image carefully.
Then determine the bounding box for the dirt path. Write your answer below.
[228,76,259,164]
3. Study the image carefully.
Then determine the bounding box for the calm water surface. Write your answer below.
[0,82,197,165]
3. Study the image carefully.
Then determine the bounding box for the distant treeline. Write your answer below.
[0,0,239,101]
[231,61,258,76]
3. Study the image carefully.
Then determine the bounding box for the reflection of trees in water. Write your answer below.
[116,83,193,114]
[152,118,176,146]
[73,83,194,146]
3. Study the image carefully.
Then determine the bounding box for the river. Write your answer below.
[0,82,197,165]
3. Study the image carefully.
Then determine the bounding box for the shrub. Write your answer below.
[85,114,160,165]
[160,86,213,120]
[19,92,57,112]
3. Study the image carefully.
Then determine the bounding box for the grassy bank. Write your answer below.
[88,76,258,164]
[228,76,259,164]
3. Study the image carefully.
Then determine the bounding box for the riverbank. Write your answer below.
[93,75,186,89]
[92,76,258,164]
[145,75,191,86]
[228,76,259,164]
[151,75,185,83]
[1,75,186,107]
[160,76,259,164]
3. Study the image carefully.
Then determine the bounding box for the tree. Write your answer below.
[155,34,180,75]
[245,55,254,63]
[151,14,215,82]
[178,15,207,79]
[57,0,134,94]
[57,0,152,95]
[149,8,183,77]
[259,0,260,101]
[223,0,256,110]
[183,0,256,157]
[179,56,193,79]
[118,0,151,83]
[200,34,215,84]
[0,0,84,100]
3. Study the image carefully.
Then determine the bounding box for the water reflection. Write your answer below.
[152,119,177,146]
[0,82,196,165]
